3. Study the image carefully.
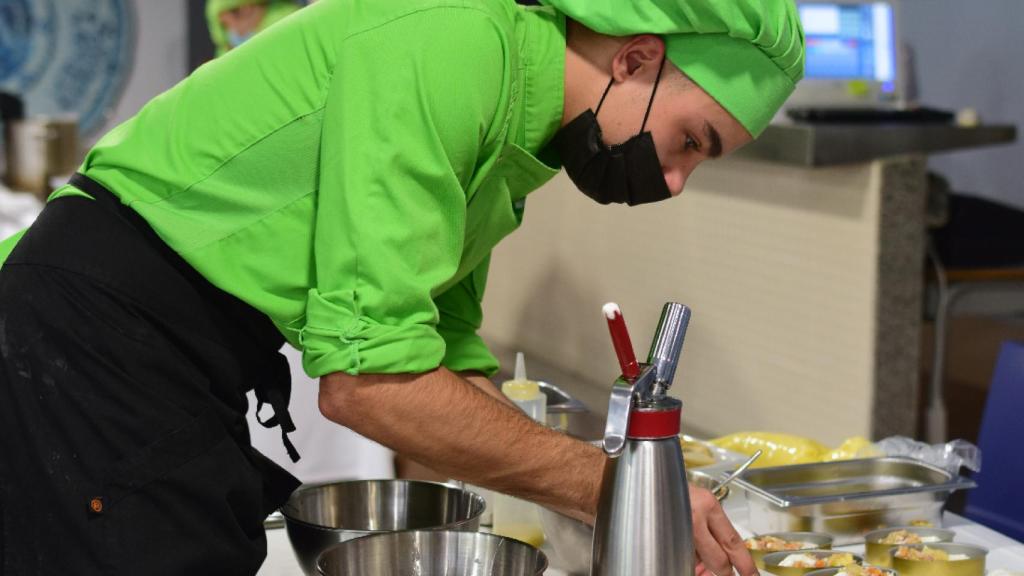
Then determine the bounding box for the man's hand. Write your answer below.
[690,484,757,576]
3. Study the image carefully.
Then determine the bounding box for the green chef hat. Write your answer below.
[539,0,805,136]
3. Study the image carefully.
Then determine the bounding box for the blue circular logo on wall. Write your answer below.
[0,0,134,136]
[0,0,37,82]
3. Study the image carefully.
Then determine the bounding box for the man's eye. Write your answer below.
[685,135,701,152]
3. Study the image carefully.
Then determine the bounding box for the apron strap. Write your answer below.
[253,349,301,462]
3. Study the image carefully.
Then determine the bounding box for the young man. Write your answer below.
[0,0,803,573]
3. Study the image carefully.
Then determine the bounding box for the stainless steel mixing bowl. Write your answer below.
[316,530,548,576]
[281,480,486,575]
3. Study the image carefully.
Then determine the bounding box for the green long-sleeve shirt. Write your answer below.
[0,0,566,378]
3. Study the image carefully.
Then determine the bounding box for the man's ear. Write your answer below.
[611,35,666,82]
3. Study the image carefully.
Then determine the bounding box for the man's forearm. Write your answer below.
[392,371,518,482]
[319,368,604,520]
[458,371,517,408]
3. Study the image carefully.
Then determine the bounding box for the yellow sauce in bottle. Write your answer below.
[493,523,546,548]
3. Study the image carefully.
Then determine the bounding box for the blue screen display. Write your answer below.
[800,3,896,83]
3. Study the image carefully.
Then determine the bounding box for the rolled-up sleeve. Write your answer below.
[300,8,507,378]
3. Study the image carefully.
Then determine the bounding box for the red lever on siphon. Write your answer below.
[603,302,640,380]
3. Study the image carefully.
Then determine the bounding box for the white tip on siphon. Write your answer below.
[602,302,621,320]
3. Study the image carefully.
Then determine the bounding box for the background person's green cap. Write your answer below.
[538,0,805,137]
[207,0,268,20]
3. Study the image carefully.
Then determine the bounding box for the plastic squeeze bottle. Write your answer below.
[491,352,547,547]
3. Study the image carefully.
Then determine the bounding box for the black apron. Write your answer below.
[0,174,302,575]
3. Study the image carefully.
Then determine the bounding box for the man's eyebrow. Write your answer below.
[704,121,723,158]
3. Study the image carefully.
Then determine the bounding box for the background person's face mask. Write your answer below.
[228,29,255,48]
[552,59,671,206]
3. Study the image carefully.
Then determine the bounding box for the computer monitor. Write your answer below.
[786,0,902,109]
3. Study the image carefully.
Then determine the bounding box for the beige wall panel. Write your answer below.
[481,159,882,445]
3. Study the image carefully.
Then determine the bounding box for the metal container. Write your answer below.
[591,303,695,576]
[592,421,693,576]
[681,434,750,478]
[536,507,591,576]
[736,458,975,545]
[763,550,863,576]
[316,530,548,576]
[745,531,833,569]
[577,437,745,482]
[539,381,747,476]
[890,543,987,576]
[526,379,604,445]
[806,567,897,576]
[4,115,79,198]
[864,527,955,567]
[538,380,587,413]
[541,471,730,575]
[281,480,486,575]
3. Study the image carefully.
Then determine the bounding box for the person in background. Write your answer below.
[207,0,301,55]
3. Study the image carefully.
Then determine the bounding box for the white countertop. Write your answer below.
[0,186,42,240]
[258,509,1024,576]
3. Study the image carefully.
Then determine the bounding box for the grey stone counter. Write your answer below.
[738,123,1017,167]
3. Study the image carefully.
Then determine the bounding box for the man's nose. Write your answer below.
[663,167,688,197]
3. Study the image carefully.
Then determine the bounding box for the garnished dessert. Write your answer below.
[778,553,857,568]
[746,535,817,552]
[894,546,970,562]
[834,565,890,576]
[681,439,716,469]
[878,530,942,545]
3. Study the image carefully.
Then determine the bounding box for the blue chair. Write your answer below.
[964,341,1024,542]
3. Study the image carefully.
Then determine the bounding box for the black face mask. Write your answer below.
[552,59,671,206]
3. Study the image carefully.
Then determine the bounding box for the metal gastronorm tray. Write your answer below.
[735,457,976,544]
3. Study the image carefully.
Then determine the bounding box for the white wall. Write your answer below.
[901,0,1024,209]
[89,1,187,143]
